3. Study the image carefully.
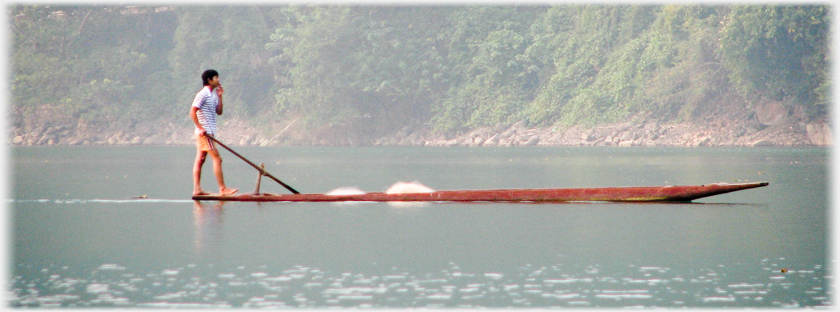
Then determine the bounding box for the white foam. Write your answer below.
[385,181,435,194]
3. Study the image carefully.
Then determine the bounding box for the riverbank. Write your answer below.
[9,115,832,147]
[385,118,832,147]
[8,98,833,147]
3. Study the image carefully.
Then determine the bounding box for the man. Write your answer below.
[190,69,238,196]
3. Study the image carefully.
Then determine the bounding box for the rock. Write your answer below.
[693,136,711,147]
[546,132,564,143]
[499,130,513,140]
[12,136,23,144]
[751,139,774,147]
[473,136,486,146]
[806,122,833,146]
[581,132,595,141]
[485,133,500,145]
[35,134,49,145]
[756,100,790,126]
[143,135,165,145]
[130,136,142,145]
[522,137,540,146]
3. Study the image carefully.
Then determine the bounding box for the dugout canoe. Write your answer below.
[191,181,768,203]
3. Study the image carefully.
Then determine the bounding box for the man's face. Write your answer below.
[208,76,220,88]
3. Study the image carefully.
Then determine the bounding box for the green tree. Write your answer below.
[720,5,830,117]
[431,6,546,132]
[10,4,830,145]
[639,5,730,121]
[169,6,283,123]
[524,5,658,127]
[268,5,455,143]
[11,5,177,129]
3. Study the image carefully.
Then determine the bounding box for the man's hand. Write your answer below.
[216,84,224,115]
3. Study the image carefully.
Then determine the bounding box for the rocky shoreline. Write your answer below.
[9,115,833,147]
[8,98,833,147]
[387,118,833,147]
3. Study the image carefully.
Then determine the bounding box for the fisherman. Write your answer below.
[190,69,238,196]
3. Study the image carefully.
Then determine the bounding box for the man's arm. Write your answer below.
[216,86,224,115]
[190,106,205,135]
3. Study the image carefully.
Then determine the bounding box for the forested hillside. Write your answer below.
[9,4,831,146]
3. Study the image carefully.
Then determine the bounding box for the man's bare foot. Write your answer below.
[193,190,210,196]
[220,188,238,196]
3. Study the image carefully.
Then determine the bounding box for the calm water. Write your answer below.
[9,146,831,308]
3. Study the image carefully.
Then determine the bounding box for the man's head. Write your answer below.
[201,69,219,86]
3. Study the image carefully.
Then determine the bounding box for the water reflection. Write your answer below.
[193,201,227,257]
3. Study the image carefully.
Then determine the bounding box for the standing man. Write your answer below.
[190,69,238,196]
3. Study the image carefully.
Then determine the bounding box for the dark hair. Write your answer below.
[201,69,219,86]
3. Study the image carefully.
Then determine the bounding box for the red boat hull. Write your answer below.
[192,181,768,203]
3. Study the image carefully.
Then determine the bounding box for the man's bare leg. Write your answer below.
[193,150,209,195]
[208,149,238,195]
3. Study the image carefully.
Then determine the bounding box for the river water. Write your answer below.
[9,146,831,308]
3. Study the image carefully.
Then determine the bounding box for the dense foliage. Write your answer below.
[10,4,831,141]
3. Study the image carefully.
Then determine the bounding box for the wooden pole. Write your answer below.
[205,134,300,194]
[255,163,264,194]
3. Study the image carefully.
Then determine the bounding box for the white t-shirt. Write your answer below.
[192,86,219,135]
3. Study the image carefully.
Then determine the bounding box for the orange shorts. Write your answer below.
[196,134,216,151]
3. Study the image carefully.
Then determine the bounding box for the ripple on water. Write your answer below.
[8,258,831,308]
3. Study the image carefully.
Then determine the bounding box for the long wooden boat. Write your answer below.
[192,181,768,203]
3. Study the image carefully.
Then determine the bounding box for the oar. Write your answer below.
[204,134,300,194]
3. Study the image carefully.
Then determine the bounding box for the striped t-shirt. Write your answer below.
[192,86,219,135]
